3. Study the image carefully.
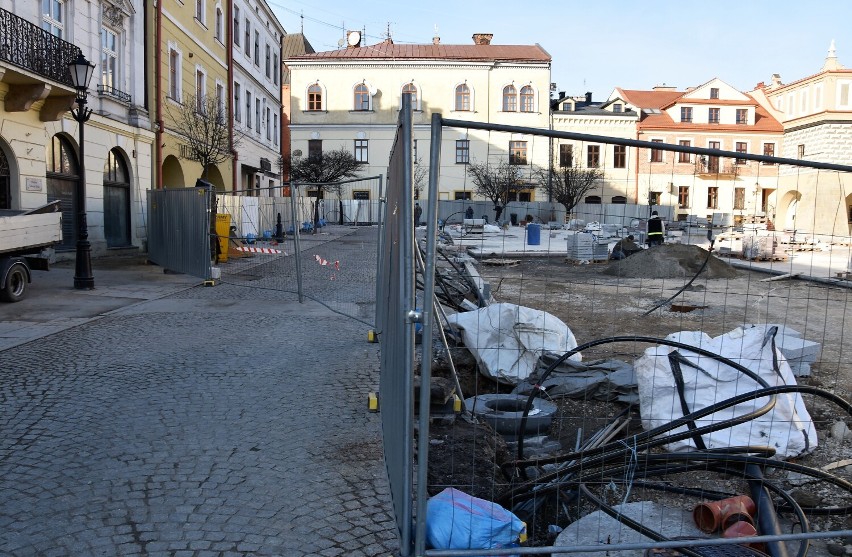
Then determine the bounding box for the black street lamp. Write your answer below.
[68,53,96,289]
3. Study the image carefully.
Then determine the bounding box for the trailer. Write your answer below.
[0,201,63,302]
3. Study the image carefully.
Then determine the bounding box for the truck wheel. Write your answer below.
[1,263,28,303]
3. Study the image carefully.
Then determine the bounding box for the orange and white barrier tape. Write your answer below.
[235,246,284,254]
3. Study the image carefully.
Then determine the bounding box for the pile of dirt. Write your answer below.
[602,243,739,279]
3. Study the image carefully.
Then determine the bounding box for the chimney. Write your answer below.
[432,35,440,45]
[472,33,493,45]
[755,81,765,90]
[585,91,592,103]
[771,73,782,87]
[559,91,565,99]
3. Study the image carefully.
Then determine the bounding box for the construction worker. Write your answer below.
[611,235,641,260]
[646,211,665,246]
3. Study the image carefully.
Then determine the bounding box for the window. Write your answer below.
[215,7,223,41]
[255,98,261,136]
[244,19,250,56]
[168,48,180,100]
[678,140,691,163]
[613,103,623,113]
[585,195,601,204]
[246,91,252,128]
[265,44,271,78]
[195,0,204,23]
[273,114,279,146]
[708,108,720,124]
[354,139,369,163]
[736,109,748,124]
[308,139,322,158]
[650,139,663,162]
[840,81,851,107]
[509,141,527,165]
[233,7,240,46]
[216,82,224,115]
[264,107,270,140]
[402,83,418,110]
[307,83,322,111]
[196,69,205,112]
[707,186,718,209]
[801,90,808,113]
[42,0,64,37]
[734,187,745,210]
[455,140,469,164]
[455,84,471,111]
[798,144,805,159]
[354,83,370,111]
[735,142,747,164]
[649,192,661,206]
[708,141,720,172]
[710,87,719,99]
[254,31,260,65]
[613,145,626,168]
[502,85,517,112]
[587,145,600,168]
[234,83,241,121]
[559,144,573,168]
[680,107,692,123]
[612,195,627,204]
[678,186,689,208]
[454,191,472,200]
[273,53,279,86]
[762,143,775,165]
[101,28,118,89]
[520,86,534,112]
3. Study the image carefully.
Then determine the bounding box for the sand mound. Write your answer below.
[602,243,739,279]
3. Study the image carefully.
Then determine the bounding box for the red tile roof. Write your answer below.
[287,42,551,63]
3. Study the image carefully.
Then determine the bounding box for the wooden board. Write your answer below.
[0,212,62,254]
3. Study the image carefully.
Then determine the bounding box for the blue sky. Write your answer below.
[268,0,852,100]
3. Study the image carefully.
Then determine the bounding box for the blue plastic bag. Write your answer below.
[426,488,525,555]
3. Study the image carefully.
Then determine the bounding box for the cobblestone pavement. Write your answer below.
[0,227,399,556]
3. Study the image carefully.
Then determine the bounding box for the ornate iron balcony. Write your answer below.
[97,84,132,103]
[0,8,81,86]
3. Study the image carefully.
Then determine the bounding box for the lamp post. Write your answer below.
[68,53,96,289]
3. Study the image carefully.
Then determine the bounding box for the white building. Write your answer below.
[286,32,551,202]
[0,0,154,253]
[231,0,284,196]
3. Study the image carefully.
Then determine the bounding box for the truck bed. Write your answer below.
[0,203,63,255]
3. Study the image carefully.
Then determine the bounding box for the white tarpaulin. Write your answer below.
[634,327,816,458]
[448,303,581,385]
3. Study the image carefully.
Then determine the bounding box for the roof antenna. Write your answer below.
[300,11,304,34]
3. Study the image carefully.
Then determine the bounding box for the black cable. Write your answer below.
[643,238,716,315]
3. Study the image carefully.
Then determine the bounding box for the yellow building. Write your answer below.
[150,0,231,190]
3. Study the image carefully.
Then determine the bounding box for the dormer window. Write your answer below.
[613,103,623,113]
[736,108,748,125]
[710,87,719,99]
[680,107,692,123]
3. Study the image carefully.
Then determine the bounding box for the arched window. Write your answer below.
[455,84,471,111]
[520,86,535,112]
[585,195,602,204]
[502,85,517,112]
[103,148,132,247]
[354,83,370,111]
[307,83,322,111]
[402,83,418,110]
[611,195,627,204]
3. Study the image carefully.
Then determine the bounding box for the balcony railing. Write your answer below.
[695,157,739,177]
[97,84,132,103]
[0,8,81,87]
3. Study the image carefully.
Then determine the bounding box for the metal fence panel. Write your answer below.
[147,187,211,279]
[378,96,415,555]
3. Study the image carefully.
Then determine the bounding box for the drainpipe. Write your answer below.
[155,0,163,189]
[227,0,236,192]
[634,127,640,205]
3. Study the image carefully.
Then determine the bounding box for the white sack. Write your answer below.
[634,327,816,458]
[447,303,580,385]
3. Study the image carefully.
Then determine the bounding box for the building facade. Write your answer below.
[613,79,783,225]
[0,0,154,255]
[750,42,852,236]
[286,33,552,203]
[150,0,231,190]
[231,0,284,196]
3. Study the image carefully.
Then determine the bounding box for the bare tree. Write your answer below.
[290,148,362,229]
[534,163,603,219]
[168,93,238,182]
[413,158,429,200]
[467,160,529,222]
